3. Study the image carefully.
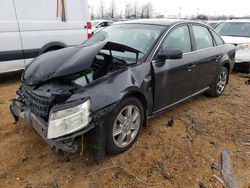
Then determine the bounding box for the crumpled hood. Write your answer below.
[23,41,140,85]
[23,42,106,85]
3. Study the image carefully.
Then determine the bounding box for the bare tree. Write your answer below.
[89,6,94,19]
[145,2,153,18]
[140,6,144,18]
[110,0,116,18]
[99,0,104,18]
[196,14,208,20]
[118,10,123,19]
[133,2,138,19]
[125,3,132,19]
[156,14,164,18]
[140,3,153,18]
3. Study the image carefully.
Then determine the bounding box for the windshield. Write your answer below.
[215,22,250,37]
[84,24,166,60]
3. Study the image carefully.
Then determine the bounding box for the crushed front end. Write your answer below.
[10,82,94,153]
[10,41,141,162]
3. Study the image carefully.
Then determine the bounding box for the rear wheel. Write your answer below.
[105,97,144,154]
[207,66,228,97]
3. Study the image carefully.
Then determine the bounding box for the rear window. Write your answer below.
[215,22,250,38]
[193,25,214,50]
[210,29,224,45]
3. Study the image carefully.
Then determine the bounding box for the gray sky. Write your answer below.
[89,0,250,17]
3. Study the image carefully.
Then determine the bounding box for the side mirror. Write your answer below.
[157,49,183,60]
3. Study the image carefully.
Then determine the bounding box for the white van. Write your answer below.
[0,0,92,73]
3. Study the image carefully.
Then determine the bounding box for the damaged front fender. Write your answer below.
[10,98,117,154]
[66,62,153,114]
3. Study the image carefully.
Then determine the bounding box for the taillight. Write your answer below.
[87,22,92,39]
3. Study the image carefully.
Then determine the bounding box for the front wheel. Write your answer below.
[105,97,144,155]
[207,66,228,97]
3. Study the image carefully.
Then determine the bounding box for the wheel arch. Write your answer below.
[39,42,67,55]
[122,91,149,127]
[222,60,231,83]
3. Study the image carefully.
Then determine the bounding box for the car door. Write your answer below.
[152,25,197,111]
[0,0,24,73]
[190,24,222,92]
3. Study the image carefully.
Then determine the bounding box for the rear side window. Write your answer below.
[210,29,224,45]
[193,25,214,50]
[162,25,191,53]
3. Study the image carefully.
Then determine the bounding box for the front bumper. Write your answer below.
[235,50,250,64]
[10,99,95,153]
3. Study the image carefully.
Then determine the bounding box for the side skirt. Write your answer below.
[148,87,209,119]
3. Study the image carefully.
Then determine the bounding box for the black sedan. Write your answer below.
[10,19,235,162]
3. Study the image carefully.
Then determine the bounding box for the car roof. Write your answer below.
[116,19,204,27]
[207,20,223,23]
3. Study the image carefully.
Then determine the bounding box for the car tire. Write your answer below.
[105,97,144,155]
[246,62,250,74]
[207,66,228,97]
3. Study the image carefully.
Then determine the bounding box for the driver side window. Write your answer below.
[162,25,191,53]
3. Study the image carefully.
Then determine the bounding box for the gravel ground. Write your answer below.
[0,72,249,188]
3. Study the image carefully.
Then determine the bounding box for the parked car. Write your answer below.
[206,20,224,29]
[10,19,235,162]
[0,0,91,73]
[91,20,114,34]
[215,19,250,73]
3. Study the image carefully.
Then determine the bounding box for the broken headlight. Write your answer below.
[47,99,91,139]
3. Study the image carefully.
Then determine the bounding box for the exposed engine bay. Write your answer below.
[16,51,131,121]
[10,41,142,162]
[72,52,130,87]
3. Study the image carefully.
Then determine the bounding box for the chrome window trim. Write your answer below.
[150,22,217,61]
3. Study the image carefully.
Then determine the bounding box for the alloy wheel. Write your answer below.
[112,105,141,148]
[217,71,227,93]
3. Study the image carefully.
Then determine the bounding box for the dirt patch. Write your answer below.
[0,72,250,188]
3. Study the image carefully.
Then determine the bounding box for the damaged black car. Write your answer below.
[10,19,235,162]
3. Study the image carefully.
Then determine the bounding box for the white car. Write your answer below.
[215,20,250,73]
[206,20,223,29]
[91,20,114,34]
[0,0,92,73]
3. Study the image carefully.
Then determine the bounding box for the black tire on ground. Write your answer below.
[234,62,250,73]
[207,66,228,97]
[105,97,144,155]
[245,62,250,74]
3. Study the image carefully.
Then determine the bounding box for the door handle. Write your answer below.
[211,55,221,62]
